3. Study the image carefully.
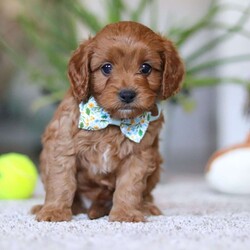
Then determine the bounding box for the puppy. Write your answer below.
[31,21,184,222]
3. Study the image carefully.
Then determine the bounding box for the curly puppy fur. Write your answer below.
[31,21,184,222]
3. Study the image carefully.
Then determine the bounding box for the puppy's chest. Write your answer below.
[75,118,162,176]
[76,127,129,176]
[89,144,115,175]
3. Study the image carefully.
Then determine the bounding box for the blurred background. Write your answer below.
[0,0,249,174]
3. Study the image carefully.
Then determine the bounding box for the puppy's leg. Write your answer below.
[109,152,155,222]
[34,152,77,222]
[71,192,87,215]
[143,167,162,216]
[31,93,80,222]
[88,188,113,219]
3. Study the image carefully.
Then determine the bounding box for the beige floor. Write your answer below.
[0,175,249,250]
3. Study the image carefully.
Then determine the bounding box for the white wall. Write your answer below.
[216,0,250,148]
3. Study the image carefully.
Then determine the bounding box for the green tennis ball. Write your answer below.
[0,153,38,199]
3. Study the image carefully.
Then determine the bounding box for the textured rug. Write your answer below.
[0,175,249,250]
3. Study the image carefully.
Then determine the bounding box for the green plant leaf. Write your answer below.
[187,54,250,74]
[205,22,250,39]
[174,0,220,47]
[186,4,250,63]
[184,76,250,88]
[31,90,65,111]
[106,0,125,23]
[130,0,150,22]
[62,0,102,33]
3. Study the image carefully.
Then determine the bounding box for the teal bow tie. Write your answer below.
[78,97,161,143]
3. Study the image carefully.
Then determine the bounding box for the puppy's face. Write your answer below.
[68,22,185,119]
[90,30,163,119]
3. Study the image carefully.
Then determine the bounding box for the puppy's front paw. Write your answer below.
[35,207,72,222]
[109,208,145,222]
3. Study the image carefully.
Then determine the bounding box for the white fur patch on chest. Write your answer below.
[91,145,112,175]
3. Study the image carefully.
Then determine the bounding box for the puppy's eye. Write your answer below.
[101,63,113,76]
[139,63,152,75]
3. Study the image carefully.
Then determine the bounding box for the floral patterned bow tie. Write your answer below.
[78,97,161,143]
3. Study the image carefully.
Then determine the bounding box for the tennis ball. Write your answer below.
[0,153,38,199]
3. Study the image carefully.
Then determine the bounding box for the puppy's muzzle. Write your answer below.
[119,89,137,104]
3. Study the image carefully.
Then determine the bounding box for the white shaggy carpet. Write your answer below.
[0,175,250,250]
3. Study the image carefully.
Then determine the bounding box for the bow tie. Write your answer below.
[78,97,161,143]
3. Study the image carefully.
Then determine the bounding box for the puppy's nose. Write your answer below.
[119,89,137,103]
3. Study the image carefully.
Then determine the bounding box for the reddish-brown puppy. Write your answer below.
[31,21,184,222]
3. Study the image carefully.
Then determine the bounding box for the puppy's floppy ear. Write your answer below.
[68,38,93,102]
[160,38,185,99]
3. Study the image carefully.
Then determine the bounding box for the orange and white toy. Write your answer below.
[205,133,250,195]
